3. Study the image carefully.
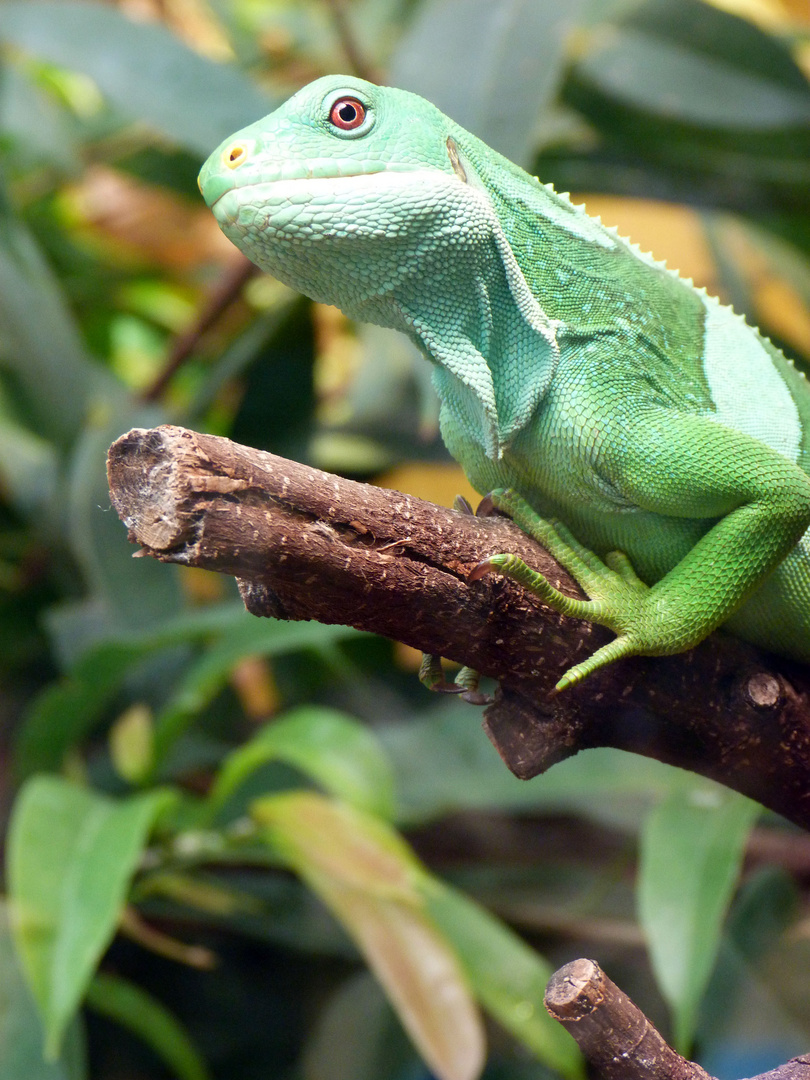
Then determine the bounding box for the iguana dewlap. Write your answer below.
[199,75,810,690]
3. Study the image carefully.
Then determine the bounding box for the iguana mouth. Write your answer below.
[222,158,419,188]
[210,175,355,210]
[208,166,419,211]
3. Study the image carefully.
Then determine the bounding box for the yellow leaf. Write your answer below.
[109,703,154,784]
[255,793,485,1080]
[254,792,420,901]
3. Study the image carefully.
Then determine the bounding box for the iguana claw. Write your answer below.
[418,653,493,705]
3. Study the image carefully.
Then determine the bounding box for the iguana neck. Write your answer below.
[348,153,560,460]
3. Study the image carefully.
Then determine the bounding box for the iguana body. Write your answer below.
[199,75,810,689]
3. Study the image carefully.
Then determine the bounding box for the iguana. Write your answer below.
[198,75,810,691]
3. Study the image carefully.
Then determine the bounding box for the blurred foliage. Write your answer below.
[1,1,810,1078]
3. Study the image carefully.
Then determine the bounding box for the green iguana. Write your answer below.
[198,75,810,691]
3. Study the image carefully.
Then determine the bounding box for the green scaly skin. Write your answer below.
[199,76,810,692]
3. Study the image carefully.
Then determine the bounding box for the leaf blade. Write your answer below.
[0,903,87,1080]
[254,792,485,1080]
[390,0,585,165]
[0,1,273,154]
[637,779,759,1050]
[85,973,210,1080]
[575,0,810,130]
[208,706,395,821]
[423,882,583,1079]
[7,777,174,1056]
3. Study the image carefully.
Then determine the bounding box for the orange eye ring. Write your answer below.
[222,143,248,169]
[329,97,366,130]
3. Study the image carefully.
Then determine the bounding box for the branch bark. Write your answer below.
[107,425,810,830]
[544,959,809,1080]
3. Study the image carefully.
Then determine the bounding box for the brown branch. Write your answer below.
[545,959,710,1080]
[106,425,810,830]
[323,0,381,83]
[141,258,258,403]
[544,959,809,1080]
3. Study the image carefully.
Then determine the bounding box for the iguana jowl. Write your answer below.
[199,75,810,691]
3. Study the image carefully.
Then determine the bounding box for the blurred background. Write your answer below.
[2,2,810,1079]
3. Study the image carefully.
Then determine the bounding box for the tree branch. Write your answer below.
[107,425,810,829]
[141,258,258,403]
[544,959,809,1080]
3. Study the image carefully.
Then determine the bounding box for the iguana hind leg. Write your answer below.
[416,492,498,705]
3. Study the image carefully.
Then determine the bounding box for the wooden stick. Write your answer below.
[545,960,810,1080]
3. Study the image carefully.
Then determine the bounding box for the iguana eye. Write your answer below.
[329,97,366,130]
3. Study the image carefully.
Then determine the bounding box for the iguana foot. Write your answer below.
[470,488,656,691]
[410,494,496,705]
[418,652,461,693]
[418,653,493,705]
[453,664,494,705]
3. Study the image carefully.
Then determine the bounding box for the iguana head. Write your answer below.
[199,76,560,459]
[198,75,463,312]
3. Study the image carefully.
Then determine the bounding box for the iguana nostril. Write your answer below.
[222,143,248,169]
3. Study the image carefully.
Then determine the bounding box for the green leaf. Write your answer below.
[0,198,117,449]
[64,404,192,647]
[390,0,586,165]
[254,792,485,1080]
[0,903,87,1080]
[0,399,58,520]
[0,1,273,154]
[0,63,80,176]
[15,640,158,779]
[208,706,395,821]
[7,776,175,1058]
[423,882,583,1079]
[150,620,365,768]
[85,973,210,1080]
[637,778,759,1051]
[15,607,363,778]
[697,867,801,1049]
[621,0,810,93]
[577,0,810,130]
